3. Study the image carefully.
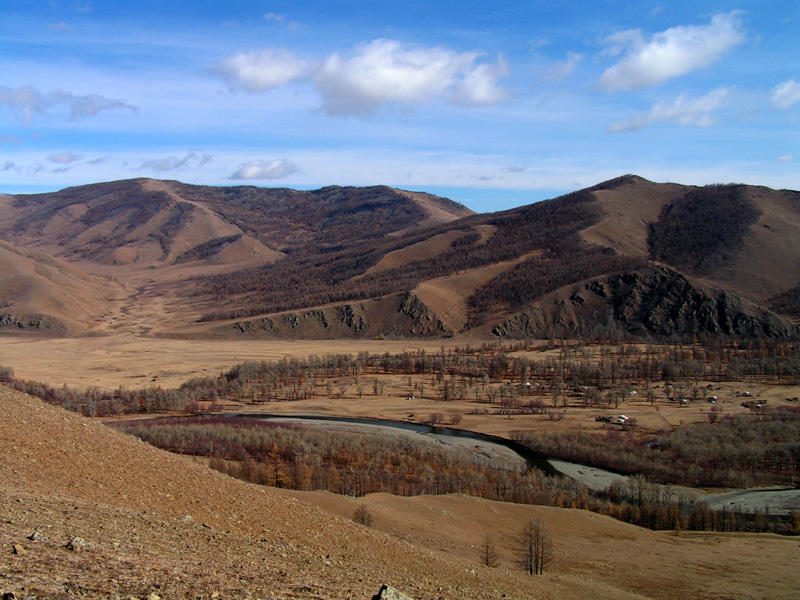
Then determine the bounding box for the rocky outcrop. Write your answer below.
[371,584,416,600]
[397,292,451,337]
[335,304,366,332]
[0,313,69,335]
[225,292,452,339]
[494,265,800,340]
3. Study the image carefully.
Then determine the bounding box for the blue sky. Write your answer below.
[1,1,798,211]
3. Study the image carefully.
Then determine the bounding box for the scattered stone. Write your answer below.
[11,544,26,555]
[371,584,416,600]
[180,514,193,522]
[28,531,48,543]
[66,537,88,552]
[3,592,18,600]
[147,594,161,600]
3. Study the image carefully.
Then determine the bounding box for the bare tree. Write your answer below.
[352,502,373,527]
[480,534,499,567]
[519,519,553,575]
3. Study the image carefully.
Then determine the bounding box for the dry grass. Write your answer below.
[3,384,799,599]
[0,384,637,600]
[277,490,800,600]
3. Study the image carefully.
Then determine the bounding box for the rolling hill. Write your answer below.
[0,175,798,339]
[2,385,798,599]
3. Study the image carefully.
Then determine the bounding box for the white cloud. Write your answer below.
[771,79,800,109]
[212,48,309,92]
[0,135,21,144]
[264,12,285,23]
[0,85,138,124]
[139,151,213,172]
[229,159,297,180]
[608,87,730,132]
[546,51,583,82]
[775,155,794,163]
[48,151,82,164]
[313,39,509,115]
[599,11,746,90]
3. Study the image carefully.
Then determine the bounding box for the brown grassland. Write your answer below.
[2,337,800,599]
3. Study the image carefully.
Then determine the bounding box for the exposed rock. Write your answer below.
[233,317,277,334]
[225,292,451,339]
[11,543,26,555]
[307,309,329,329]
[3,592,18,600]
[0,312,69,335]
[397,292,451,337]
[66,536,88,552]
[335,304,365,332]
[371,584,416,600]
[29,530,48,543]
[494,265,800,340]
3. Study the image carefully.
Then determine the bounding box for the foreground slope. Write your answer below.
[0,386,638,600]
[282,491,800,600]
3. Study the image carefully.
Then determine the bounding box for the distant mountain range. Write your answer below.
[1,175,798,340]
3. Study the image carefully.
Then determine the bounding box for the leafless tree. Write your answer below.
[519,518,553,575]
[352,502,373,527]
[480,534,499,567]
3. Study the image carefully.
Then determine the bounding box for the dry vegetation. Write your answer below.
[3,176,800,597]
[2,176,799,339]
[647,184,761,275]
[3,383,800,599]
[5,338,800,535]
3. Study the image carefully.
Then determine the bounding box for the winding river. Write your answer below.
[222,412,800,515]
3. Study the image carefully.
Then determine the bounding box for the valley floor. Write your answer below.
[3,334,800,598]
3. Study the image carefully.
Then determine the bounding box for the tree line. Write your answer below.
[512,406,800,488]
[113,416,800,536]
[3,339,799,419]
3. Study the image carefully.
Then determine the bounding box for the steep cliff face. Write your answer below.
[493,266,800,340]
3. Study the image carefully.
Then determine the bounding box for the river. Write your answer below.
[225,412,800,515]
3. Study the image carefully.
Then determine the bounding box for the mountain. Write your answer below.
[0,175,798,339]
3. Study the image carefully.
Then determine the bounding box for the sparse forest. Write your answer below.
[112,416,587,504]
[513,407,800,488]
[4,337,800,535]
[195,189,639,324]
[112,414,797,535]
[647,184,761,275]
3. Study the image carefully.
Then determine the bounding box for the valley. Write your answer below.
[2,175,800,599]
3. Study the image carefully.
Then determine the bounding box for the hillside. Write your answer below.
[0,175,798,339]
[492,265,799,340]
[2,386,798,599]
[0,384,635,600]
[0,240,120,334]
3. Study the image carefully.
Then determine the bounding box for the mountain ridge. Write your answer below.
[1,175,798,340]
